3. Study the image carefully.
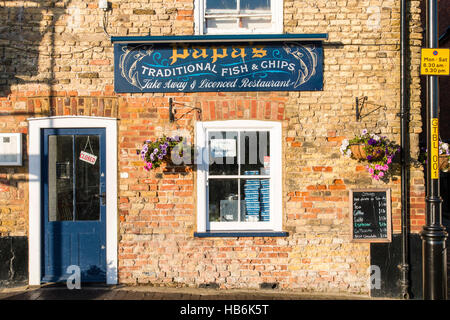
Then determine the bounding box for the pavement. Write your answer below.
[0,284,376,300]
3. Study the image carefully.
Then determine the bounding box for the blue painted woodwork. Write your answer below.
[41,128,106,283]
[111,33,329,43]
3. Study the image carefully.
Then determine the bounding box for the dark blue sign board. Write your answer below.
[114,41,323,93]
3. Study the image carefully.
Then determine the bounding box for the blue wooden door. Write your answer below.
[42,128,106,283]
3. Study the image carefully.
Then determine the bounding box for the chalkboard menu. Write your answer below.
[350,189,392,242]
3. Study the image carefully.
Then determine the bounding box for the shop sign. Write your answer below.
[79,151,97,165]
[114,42,323,93]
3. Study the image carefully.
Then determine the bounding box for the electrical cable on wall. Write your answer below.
[102,6,111,40]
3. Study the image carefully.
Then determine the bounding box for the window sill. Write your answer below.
[194,231,289,238]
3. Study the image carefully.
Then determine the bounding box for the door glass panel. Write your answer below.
[75,135,100,221]
[48,135,73,222]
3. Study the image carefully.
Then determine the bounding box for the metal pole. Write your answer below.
[421,0,448,300]
[399,0,410,299]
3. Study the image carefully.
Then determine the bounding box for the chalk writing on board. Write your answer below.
[350,190,391,242]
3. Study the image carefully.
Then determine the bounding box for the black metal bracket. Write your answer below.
[355,96,387,121]
[169,98,202,122]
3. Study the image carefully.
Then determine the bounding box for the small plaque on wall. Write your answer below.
[350,188,392,243]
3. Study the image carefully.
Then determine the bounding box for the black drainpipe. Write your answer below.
[399,0,410,299]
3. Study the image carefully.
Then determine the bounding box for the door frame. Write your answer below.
[28,116,118,285]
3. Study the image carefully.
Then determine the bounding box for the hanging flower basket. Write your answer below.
[349,144,384,161]
[340,129,400,181]
[439,155,450,171]
[419,141,450,172]
[139,135,184,171]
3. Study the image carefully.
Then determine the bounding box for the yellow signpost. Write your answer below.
[421,48,450,76]
[430,118,439,179]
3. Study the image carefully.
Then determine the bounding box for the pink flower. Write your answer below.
[144,162,152,171]
[368,168,374,174]
[387,158,392,164]
[373,175,380,180]
[378,172,384,177]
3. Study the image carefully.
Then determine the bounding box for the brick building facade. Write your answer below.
[0,0,431,297]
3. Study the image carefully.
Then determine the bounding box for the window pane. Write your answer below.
[48,135,73,221]
[241,0,270,11]
[206,18,237,30]
[209,179,239,222]
[240,131,270,175]
[75,135,100,221]
[206,0,237,10]
[241,178,270,222]
[240,17,272,29]
[209,131,238,175]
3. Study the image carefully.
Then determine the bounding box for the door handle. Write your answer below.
[95,192,106,205]
[100,192,106,205]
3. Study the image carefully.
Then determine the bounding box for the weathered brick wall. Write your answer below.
[0,0,426,294]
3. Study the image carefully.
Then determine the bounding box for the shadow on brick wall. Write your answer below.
[0,0,72,97]
[0,237,28,287]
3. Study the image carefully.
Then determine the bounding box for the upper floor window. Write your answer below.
[195,0,283,35]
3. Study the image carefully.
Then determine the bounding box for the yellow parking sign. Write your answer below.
[421,48,450,75]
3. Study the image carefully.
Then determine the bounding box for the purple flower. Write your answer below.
[153,148,159,154]
[368,138,377,146]
[367,155,373,160]
[158,154,164,160]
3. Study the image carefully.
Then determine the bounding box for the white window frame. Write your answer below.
[196,120,282,232]
[194,0,283,35]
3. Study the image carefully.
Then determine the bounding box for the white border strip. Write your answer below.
[27,116,118,285]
